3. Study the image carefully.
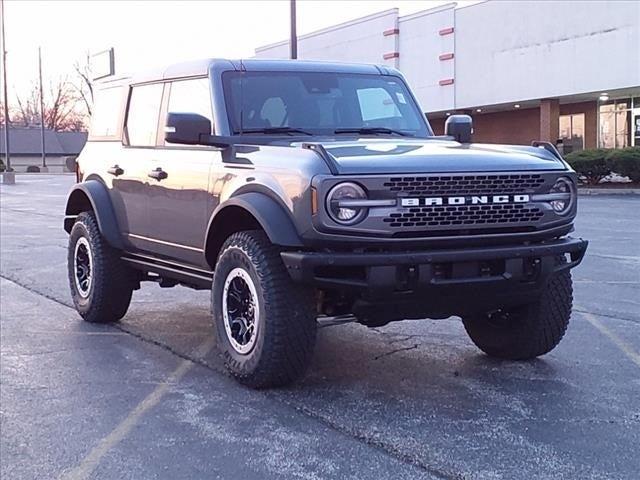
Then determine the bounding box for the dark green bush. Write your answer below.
[606,147,640,182]
[65,156,78,173]
[564,149,612,185]
[0,158,5,172]
[26,165,40,173]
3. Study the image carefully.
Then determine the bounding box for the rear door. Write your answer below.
[110,82,164,250]
[144,77,220,267]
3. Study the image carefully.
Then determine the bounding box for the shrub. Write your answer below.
[26,165,41,173]
[0,158,5,172]
[65,156,78,173]
[564,149,612,185]
[606,147,640,183]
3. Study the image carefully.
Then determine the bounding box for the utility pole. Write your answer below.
[290,0,297,60]
[1,0,13,179]
[38,46,46,169]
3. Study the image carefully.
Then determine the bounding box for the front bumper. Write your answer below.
[281,237,588,294]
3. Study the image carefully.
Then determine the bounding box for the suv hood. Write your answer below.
[305,139,566,174]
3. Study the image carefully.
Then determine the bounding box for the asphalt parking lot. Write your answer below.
[1,175,639,480]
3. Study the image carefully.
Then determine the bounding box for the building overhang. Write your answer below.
[428,85,640,118]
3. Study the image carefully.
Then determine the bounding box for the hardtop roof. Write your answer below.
[96,58,393,88]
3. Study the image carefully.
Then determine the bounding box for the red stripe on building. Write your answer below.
[439,53,454,61]
[439,27,454,36]
[383,52,400,60]
[383,28,400,36]
[439,78,454,86]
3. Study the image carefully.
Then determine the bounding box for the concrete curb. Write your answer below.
[12,172,75,176]
[578,188,640,195]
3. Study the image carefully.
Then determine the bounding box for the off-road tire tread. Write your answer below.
[213,230,316,388]
[462,256,572,360]
[68,211,133,323]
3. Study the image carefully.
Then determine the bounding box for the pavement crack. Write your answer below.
[273,399,464,480]
[388,334,424,345]
[0,207,62,219]
[1,273,466,479]
[0,273,219,374]
[374,344,419,360]
[2,347,93,357]
[0,273,74,309]
[573,308,640,325]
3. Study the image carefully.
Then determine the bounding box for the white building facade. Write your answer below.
[255,1,640,151]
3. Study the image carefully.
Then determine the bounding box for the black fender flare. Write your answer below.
[205,192,303,253]
[63,180,123,250]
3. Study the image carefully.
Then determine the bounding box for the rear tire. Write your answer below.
[212,230,316,388]
[462,258,573,360]
[67,211,134,323]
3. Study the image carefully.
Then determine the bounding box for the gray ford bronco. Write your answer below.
[65,59,588,388]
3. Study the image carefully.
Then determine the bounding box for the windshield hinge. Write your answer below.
[301,143,340,175]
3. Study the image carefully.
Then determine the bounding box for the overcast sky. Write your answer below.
[2,0,469,102]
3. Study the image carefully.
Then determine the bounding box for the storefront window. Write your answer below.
[599,97,638,149]
[616,110,631,148]
[559,113,584,153]
[599,102,616,149]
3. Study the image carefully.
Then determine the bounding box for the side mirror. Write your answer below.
[164,112,211,145]
[445,114,473,144]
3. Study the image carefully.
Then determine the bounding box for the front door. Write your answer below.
[144,78,218,267]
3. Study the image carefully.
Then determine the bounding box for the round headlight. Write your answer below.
[326,182,368,224]
[549,177,574,215]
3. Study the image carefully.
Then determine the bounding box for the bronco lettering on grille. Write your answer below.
[401,194,530,207]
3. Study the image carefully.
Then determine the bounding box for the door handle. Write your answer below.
[148,167,168,181]
[107,165,124,176]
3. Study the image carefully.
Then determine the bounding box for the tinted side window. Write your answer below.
[165,78,212,145]
[90,86,124,138]
[126,83,163,147]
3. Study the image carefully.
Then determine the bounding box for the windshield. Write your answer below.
[222,71,430,137]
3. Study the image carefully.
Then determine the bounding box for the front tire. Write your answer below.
[462,259,573,360]
[212,230,316,388]
[67,211,134,323]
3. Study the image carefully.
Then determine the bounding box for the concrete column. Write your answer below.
[539,99,560,143]
[584,103,598,149]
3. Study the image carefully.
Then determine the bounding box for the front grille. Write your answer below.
[383,174,545,195]
[383,204,544,228]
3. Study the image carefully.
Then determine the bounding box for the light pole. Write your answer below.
[290,0,297,60]
[1,0,14,182]
[38,46,46,170]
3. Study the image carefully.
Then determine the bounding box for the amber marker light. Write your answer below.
[311,187,318,215]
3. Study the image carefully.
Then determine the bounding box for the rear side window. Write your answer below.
[165,78,213,145]
[126,83,163,147]
[89,87,124,139]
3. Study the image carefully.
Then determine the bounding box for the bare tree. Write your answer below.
[73,51,93,116]
[14,82,40,127]
[14,78,88,132]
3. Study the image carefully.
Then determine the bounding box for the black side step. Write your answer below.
[122,253,213,289]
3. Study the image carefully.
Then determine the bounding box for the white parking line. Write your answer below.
[578,309,640,368]
[58,338,215,480]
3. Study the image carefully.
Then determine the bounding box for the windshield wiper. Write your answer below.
[238,127,313,136]
[334,127,413,137]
